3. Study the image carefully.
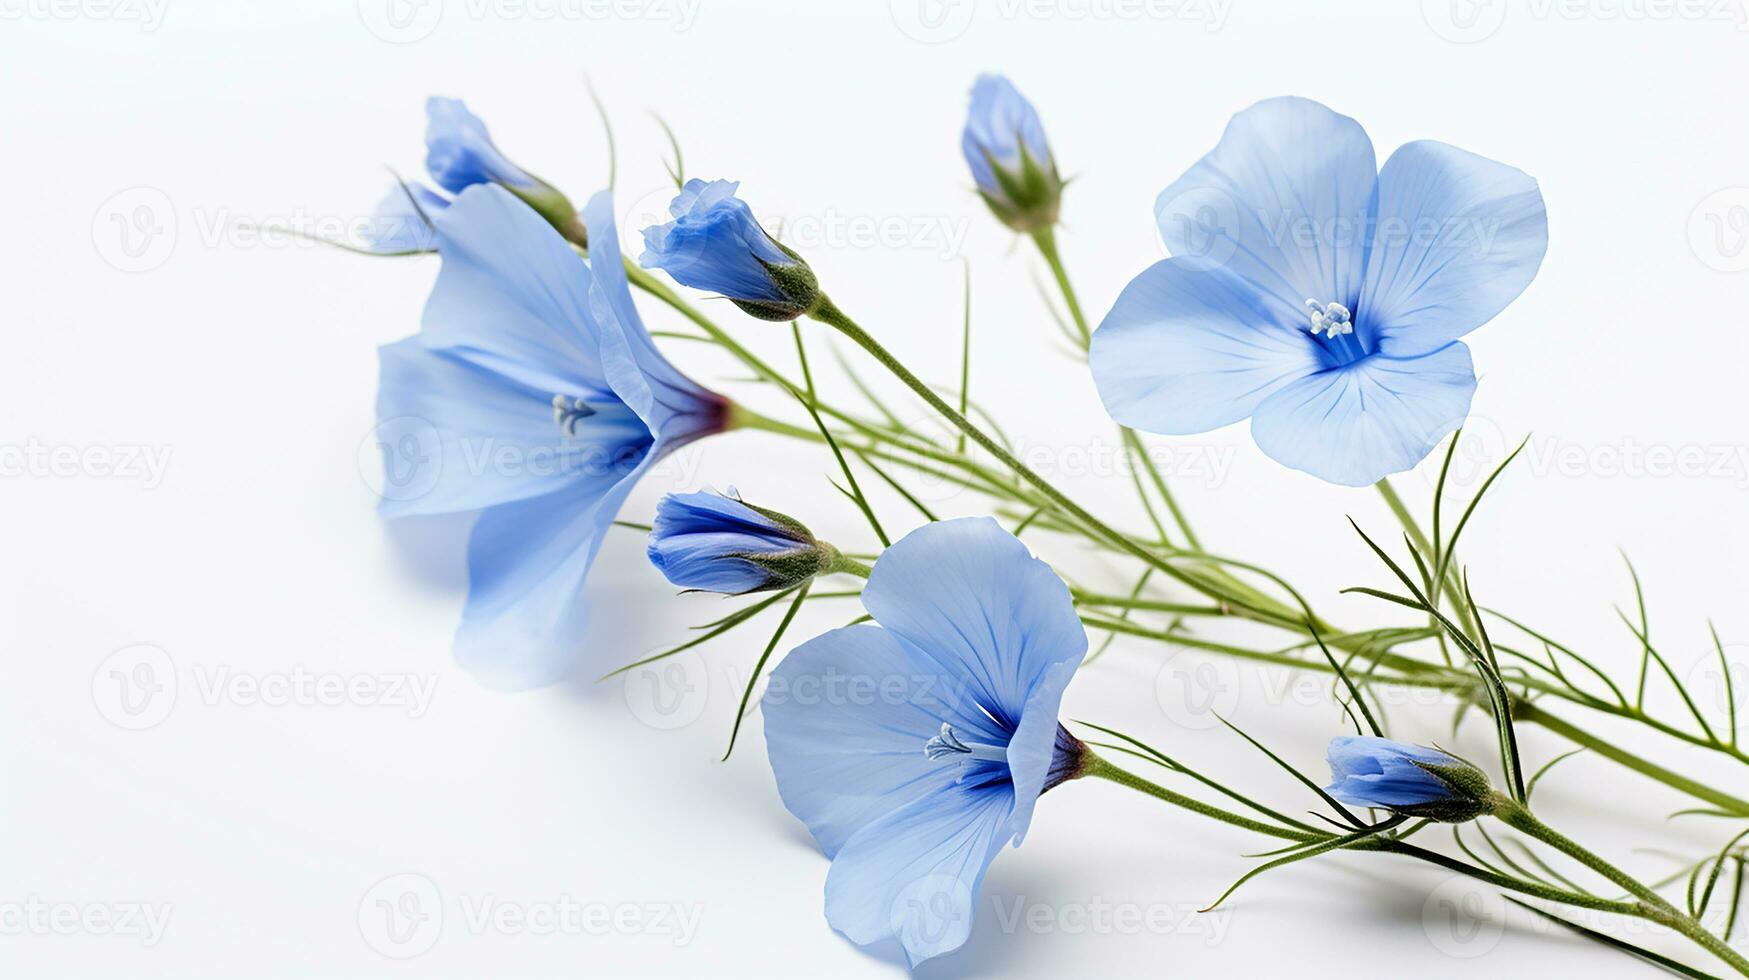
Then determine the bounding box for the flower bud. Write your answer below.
[961,74,1063,233]
[423,97,584,246]
[647,490,839,594]
[1325,736,1495,823]
[638,179,820,321]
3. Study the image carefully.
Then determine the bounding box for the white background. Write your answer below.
[4,0,1749,976]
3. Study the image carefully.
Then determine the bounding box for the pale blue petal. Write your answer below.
[1359,140,1548,358]
[763,623,992,859]
[422,185,609,399]
[1249,343,1477,486]
[453,454,650,689]
[375,337,649,518]
[822,781,1014,967]
[581,191,726,442]
[1327,736,1461,807]
[424,97,534,192]
[1156,97,1377,314]
[961,74,1051,202]
[859,518,1086,732]
[1089,257,1324,435]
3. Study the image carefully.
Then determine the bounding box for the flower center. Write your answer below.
[552,395,598,437]
[922,723,1008,764]
[1304,299,1353,340]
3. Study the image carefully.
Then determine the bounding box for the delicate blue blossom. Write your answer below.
[1326,735,1492,822]
[763,518,1088,965]
[1090,97,1548,486]
[638,179,819,320]
[961,74,1061,232]
[647,490,837,594]
[375,185,727,689]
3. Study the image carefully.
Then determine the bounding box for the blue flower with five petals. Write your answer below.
[375,184,727,689]
[1090,97,1548,486]
[762,517,1087,966]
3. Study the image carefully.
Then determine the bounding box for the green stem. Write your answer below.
[1494,796,1749,976]
[1374,478,1480,638]
[1515,702,1749,817]
[809,297,1298,629]
[1084,753,1643,917]
[1030,225,1090,346]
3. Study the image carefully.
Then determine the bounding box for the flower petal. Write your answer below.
[1156,97,1377,313]
[375,337,650,518]
[763,623,973,858]
[822,781,1014,967]
[453,454,650,689]
[1249,343,1477,486]
[859,518,1086,734]
[1090,257,1324,434]
[423,185,609,399]
[1359,140,1548,358]
[362,182,447,253]
[581,191,724,442]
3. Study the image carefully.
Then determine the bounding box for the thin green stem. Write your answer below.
[1030,225,1090,346]
[810,298,1300,629]
[1494,797,1749,976]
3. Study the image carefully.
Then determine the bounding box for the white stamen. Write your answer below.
[1304,298,1353,340]
[552,394,596,437]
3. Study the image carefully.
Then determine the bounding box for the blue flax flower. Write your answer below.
[1090,97,1547,486]
[638,179,820,320]
[1326,735,1492,822]
[647,490,837,594]
[961,74,1061,232]
[763,518,1088,965]
[375,184,728,689]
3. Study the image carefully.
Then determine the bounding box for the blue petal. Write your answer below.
[453,454,651,689]
[1249,343,1477,486]
[822,779,1014,967]
[1156,97,1377,315]
[423,185,611,399]
[961,74,1051,201]
[858,518,1086,823]
[424,97,532,193]
[763,623,972,858]
[1358,140,1548,358]
[581,191,725,443]
[1090,257,1325,435]
[375,337,649,518]
[1326,736,1460,807]
[363,182,447,253]
[637,179,792,304]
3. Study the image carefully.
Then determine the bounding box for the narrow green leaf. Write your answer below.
[723,583,810,760]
